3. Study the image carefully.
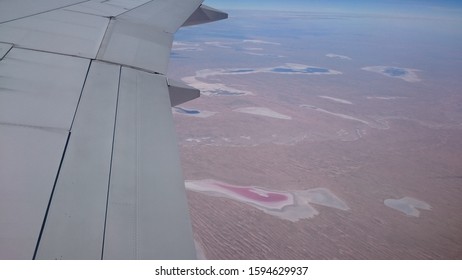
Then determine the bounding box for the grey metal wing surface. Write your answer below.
[0,0,227,260]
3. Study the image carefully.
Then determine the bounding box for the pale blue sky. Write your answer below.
[206,0,462,18]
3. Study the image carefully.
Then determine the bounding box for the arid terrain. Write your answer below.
[169,10,462,259]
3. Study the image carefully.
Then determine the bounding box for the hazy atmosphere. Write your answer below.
[169,0,462,259]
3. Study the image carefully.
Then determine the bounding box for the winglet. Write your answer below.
[182,4,228,27]
[168,79,200,107]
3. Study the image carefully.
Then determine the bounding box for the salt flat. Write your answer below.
[362,66,421,82]
[319,95,353,104]
[384,197,431,217]
[233,107,292,120]
[186,179,349,222]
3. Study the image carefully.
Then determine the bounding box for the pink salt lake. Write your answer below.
[185,179,349,222]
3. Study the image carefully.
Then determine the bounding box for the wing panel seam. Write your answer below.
[101,65,122,259]
[69,60,93,131]
[111,0,156,19]
[0,122,69,133]
[0,44,13,60]
[11,46,93,60]
[32,132,72,259]
[32,58,93,259]
[95,18,113,59]
[0,0,91,25]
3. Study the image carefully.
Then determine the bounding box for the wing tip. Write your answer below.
[182,4,228,27]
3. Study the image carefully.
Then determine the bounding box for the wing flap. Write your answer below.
[103,68,196,259]
[0,125,68,259]
[35,61,120,260]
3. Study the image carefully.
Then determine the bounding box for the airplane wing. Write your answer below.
[0,0,227,260]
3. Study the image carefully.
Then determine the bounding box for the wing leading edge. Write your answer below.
[0,0,227,259]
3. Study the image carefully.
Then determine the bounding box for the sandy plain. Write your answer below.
[169,11,462,259]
